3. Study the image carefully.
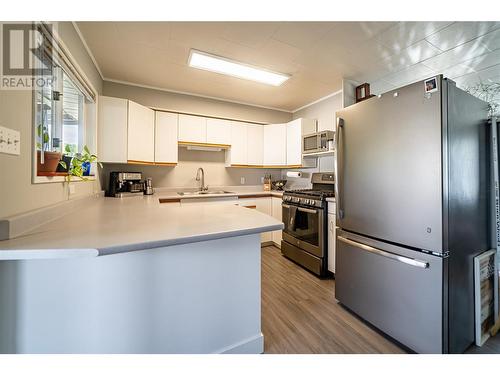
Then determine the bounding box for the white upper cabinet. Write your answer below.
[286,119,302,167]
[155,112,178,165]
[247,124,263,166]
[206,118,232,145]
[178,114,206,144]
[228,121,247,165]
[98,96,128,163]
[263,123,287,166]
[98,96,154,164]
[127,101,155,163]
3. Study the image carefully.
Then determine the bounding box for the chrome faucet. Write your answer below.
[196,167,208,191]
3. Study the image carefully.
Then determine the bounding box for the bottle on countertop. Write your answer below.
[263,174,272,191]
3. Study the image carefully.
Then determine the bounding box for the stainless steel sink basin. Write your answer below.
[177,190,234,196]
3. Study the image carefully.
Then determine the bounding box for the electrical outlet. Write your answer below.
[240,177,245,185]
[260,177,264,183]
[0,125,21,155]
[69,184,76,195]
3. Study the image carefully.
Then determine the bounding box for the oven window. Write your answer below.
[303,135,317,151]
[283,206,320,246]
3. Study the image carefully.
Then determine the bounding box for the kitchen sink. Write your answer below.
[177,190,234,196]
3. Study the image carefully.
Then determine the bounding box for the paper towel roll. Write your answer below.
[286,171,302,178]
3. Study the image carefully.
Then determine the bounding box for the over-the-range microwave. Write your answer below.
[302,130,335,154]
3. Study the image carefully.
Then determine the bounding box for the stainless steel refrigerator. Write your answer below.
[334,76,490,354]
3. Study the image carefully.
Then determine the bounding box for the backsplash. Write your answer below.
[100,147,281,190]
[280,155,335,190]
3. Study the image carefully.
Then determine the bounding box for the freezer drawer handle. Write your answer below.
[337,236,429,269]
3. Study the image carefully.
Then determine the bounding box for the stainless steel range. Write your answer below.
[281,173,334,277]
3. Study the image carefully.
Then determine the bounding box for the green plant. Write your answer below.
[465,81,500,117]
[59,145,103,181]
[36,124,50,151]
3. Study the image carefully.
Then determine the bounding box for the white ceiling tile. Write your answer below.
[464,49,500,72]
[376,21,452,53]
[477,64,500,82]
[420,38,491,71]
[369,79,396,95]
[425,22,500,51]
[439,64,477,79]
[382,63,436,87]
[380,40,442,72]
[271,22,334,49]
[477,28,500,52]
[453,72,482,90]
[220,22,281,49]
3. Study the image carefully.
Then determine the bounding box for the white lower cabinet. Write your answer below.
[327,201,336,274]
[271,196,282,247]
[238,197,272,243]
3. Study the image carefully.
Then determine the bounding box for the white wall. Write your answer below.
[0,22,103,219]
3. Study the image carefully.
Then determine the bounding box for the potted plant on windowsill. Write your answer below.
[36,124,62,173]
[59,145,103,181]
[56,144,76,173]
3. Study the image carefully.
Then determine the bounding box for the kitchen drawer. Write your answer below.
[335,230,443,353]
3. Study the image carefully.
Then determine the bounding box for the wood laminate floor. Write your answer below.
[261,245,500,354]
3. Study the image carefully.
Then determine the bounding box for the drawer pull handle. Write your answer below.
[337,236,429,269]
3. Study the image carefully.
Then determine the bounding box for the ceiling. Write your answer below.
[76,21,500,112]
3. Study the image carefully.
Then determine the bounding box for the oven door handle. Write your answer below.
[282,204,318,214]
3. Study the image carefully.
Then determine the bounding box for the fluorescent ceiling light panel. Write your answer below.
[188,50,290,86]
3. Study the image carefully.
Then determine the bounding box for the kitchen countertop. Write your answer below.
[155,186,283,201]
[0,195,284,260]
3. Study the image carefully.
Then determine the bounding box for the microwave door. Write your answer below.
[303,134,319,154]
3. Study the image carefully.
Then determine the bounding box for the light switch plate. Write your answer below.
[240,177,245,185]
[0,125,21,155]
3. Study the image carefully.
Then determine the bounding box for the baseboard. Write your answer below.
[261,241,281,249]
[217,333,264,354]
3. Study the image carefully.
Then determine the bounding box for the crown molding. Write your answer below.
[291,89,343,113]
[72,21,104,81]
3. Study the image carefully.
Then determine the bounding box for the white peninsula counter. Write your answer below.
[0,196,283,354]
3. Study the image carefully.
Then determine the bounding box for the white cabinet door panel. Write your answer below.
[271,196,283,246]
[128,101,155,162]
[247,124,263,166]
[155,111,178,164]
[98,96,128,163]
[256,197,273,243]
[263,123,286,166]
[229,122,247,165]
[178,114,206,143]
[286,119,302,167]
[206,118,231,145]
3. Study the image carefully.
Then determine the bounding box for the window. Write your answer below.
[32,23,97,182]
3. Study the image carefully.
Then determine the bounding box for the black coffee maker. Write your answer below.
[106,172,145,197]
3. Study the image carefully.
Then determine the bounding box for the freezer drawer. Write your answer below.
[335,230,444,353]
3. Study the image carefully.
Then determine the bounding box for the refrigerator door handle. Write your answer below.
[335,117,344,219]
[337,236,429,269]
